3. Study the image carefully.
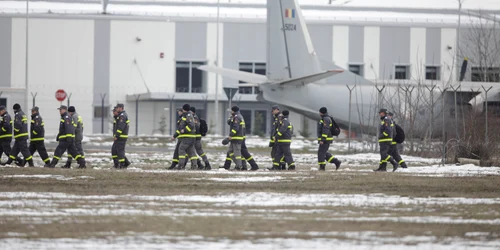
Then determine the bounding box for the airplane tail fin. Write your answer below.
[267,0,324,81]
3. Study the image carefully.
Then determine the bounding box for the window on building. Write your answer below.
[240,110,252,135]
[471,67,500,82]
[0,98,6,107]
[348,64,364,76]
[94,106,110,118]
[239,62,266,94]
[425,66,440,80]
[175,61,207,93]
[395,65,410,80]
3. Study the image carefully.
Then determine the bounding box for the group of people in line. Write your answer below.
[0,102,408,172]
[165,104,408,172]
[0,104,85,168]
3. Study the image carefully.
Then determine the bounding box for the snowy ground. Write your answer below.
[0,135,499,249]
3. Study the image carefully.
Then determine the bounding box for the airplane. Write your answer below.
[199,0,499,138]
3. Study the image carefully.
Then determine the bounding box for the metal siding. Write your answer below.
[0,18,11,87]
[93,19,110,133]
[175,22,207,59]
[308,24,333,62]
[379,27,411,79]
[223,23,266,89]
[348,26,364,63]
[426,28,441,65]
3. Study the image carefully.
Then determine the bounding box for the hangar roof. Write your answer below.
[1,0,499,26]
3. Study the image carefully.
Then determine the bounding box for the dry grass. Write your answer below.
[0,167,499,245]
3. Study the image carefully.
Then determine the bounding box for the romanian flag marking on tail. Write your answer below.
[285,9,296,18]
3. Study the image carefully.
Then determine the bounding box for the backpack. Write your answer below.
[199,118,208,136]
[394,124,405,143]
[329,116,341,136]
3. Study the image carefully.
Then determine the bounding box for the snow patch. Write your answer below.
[1,175,95,181]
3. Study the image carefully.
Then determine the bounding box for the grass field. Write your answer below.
[0,136,499,249]
[1,162,499,249]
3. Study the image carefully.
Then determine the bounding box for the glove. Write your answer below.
[56,134,59,142]
[222,137,230,145]
[269,142,275,147]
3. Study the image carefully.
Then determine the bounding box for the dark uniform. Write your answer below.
[0,107,15,162]
[174,105,197,170]
[226,106,245,170]
[168,110,184,170]
[269,106,285,170]
[221,116,259,171]
[317,107,341,171]
[29,107,50,166]
[374,109,398,172]
[3,105,33,167]
[65,108,85,167]
[273,111,296,170]
[113,109,130,168]
[388,114,407,169]
[191,108,211,170]
[50,107,85,168]
[111,108,130,168]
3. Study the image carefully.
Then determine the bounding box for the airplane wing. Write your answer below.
[197,65,268,83]
[275,69,344,86]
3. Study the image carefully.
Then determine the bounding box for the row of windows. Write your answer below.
[349,64,500,82]
[349,64,441,81]
[173,61,499,95]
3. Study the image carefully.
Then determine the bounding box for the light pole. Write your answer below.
[24,0,30,112]
[214,0,220,135]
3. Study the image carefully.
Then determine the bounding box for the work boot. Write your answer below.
[27,159,34,167]
[401,162,408,168]
[288,164,296,171]
[15,158,25,167]
[373,163,387,172]
[249,160,259,171]
[280,162,287,171]
[204,162,212,170]
[124,158,131,168]
[167,162,178,170]
[332,158,342,170]
[319,164,326,171]
[197,159,204,170]
[390,159,398,172]
[240,160,247,171]
[233,165,242,171]
[49,158,59,168]
[62,161,71,169]
[77,159,86,169]
[43,162,51,168]
[267,165,279,171]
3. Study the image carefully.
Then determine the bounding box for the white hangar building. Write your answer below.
[0,0,499,136]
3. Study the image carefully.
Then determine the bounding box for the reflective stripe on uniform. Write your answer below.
[30,138,44,142]
[14,133,29,138]
[277,139,291,143]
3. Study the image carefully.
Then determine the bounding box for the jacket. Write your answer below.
[0,112,12,140]
[192,113,202,140]
[13,109,29,140]
[228,111,245,142]
[115,111,130,140]
[317,114,333,143]
[174,111,195,139]
[57,111,75,141]
[30,112,45,141]
[276,115,292,143]
[270,112,280,142]
[379,116,393,143]
[71,112,84,142]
